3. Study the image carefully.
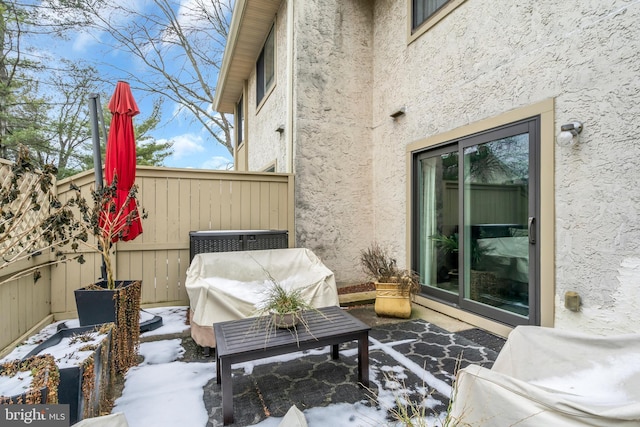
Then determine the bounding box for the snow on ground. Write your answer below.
[2,306,448,426]
[115,307,447,427]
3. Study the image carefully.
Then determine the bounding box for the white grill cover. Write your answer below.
[185,248,339,347]
[450,326,640,426]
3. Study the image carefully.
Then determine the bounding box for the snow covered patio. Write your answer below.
[2,305,504,426]
[8,303,640,426]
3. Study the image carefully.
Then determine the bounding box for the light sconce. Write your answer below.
[556,121,583,147]
[275,124,285,133]
[390,107,406,119]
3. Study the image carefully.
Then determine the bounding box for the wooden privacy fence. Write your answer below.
[51,166,295,319]
[0,165,294,354]
[0,159,55,356]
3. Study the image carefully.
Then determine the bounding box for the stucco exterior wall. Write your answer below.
[292,0,374,284]
[247,2,289,173]
[238,0,640,333]
[368,0,640,333]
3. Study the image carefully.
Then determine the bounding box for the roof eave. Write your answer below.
[214,0,281,114]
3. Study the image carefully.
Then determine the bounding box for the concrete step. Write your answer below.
[338,291,376,306]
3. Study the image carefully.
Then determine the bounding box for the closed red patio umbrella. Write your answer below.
[104,81,143,241]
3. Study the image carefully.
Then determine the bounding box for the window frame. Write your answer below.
[412,118,540,328]
[406,99,556,333]
[408,0,466,43]
[235,94,244,149]
[256,24,276,108]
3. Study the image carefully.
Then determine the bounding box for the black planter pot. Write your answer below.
[75,279,142,374]
[74,280,140,327]
[22,326,113,425]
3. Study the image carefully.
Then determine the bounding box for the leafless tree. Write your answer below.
[57,0,234,155]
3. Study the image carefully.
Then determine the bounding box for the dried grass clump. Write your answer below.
[360,243,419,297]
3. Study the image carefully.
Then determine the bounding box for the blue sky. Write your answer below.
[40,0,235,171]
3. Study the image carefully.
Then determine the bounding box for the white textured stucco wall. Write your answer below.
[245,0,640,333]
[247,2,289,173]
[293,0,374,284]
[368,0,640,333]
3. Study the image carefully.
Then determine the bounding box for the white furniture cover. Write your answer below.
[449,326,640,426]
[74,413,129,427]
[185,248,339,348]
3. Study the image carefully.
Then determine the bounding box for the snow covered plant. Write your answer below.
[369,358,473,427]
[0,355,59,404]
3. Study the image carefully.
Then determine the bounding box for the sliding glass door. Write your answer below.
[413,118,539,326]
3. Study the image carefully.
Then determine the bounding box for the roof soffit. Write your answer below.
[214,0,282,113]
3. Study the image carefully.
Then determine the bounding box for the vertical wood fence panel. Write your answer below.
[49,167,294,317]
[3,165,293,353]
[0,266,52,355]
[0,158,55,354]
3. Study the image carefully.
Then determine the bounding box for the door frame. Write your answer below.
[406,99,555,334]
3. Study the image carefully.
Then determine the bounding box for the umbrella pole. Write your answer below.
[89,93,107,282]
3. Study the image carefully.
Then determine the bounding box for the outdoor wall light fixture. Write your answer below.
[275,124,285,133]
[556,121,583,147]
[390,107,406,119]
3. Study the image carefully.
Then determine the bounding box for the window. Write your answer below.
[412,0,450,30]
[409,0,466,39]
[235,95,244,147]
[256,26,275,106]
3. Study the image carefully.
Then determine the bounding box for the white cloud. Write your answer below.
[72,31,100,53]
[170,102,190,120]
[161,133,232,169]
[48,0,150,53]
[201,156,233,170]
[175,0,233,32]
[164,133,206,159]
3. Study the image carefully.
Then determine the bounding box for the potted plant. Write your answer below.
[430,232,460,283]
[251,259,322,344]
[69,176,146,373]
[256,281,311,328]
[0,146,139,373]
[360,243,419,319]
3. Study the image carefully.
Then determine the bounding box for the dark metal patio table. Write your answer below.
[214,305,371,425]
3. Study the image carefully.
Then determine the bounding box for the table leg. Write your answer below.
[331,344,339,359]
[220,358,234,425]
[216,353,221,385]
[357,332,369,388]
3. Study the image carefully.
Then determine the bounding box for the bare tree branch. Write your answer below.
[63,0,234,155]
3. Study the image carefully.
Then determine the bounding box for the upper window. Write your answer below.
[409,0,466,40]
[412,0,450,30]
[235,95,244,147]
[256,26,275,106]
